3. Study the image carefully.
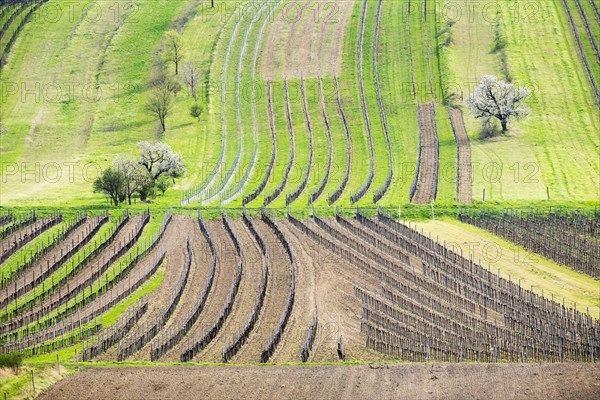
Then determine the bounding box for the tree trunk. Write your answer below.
[160,117,166,133]
[175,61,178,75]
[501,118,508,132]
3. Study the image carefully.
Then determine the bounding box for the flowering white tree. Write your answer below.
[467,75,530,132]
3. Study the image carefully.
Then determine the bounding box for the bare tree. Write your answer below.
[145,79,175,133]
[163,30,184,75]
[182,62,200,99]
[467,75,530,132]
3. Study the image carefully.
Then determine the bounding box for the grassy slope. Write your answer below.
[377,0,418,204]
[338,0,371,207]
[447,0,599,202]
[0,1,192,206]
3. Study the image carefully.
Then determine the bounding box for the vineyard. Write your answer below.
[0,210,596,366]
[0,0,599,398]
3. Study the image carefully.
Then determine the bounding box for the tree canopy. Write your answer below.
[467,75,530,132]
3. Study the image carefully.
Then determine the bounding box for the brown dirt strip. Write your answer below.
[261,0,300,80]
[262,0,354,79]
[281,219,386,363]
[271,222,317,363]
[449,108,473,204]
[42,363,599,400]
[157,217,208,332]
[230,219,292,363]
[0,217,105,305]
[110,217,197,362]
[0,216,144,331]
[185,219,240,362]
[178,219,263,363]
[159,218,235,362]
[412,102,438,204]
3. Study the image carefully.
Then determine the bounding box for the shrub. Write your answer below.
[0,353,23,374]
[190,103,203,120]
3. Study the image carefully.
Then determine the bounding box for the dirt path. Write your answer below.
[262,0,355,79]
[230,220,292,363]
[40,363,600,400]
[412,102,439,204]
[449,108,473,204]
[281,219,385,363]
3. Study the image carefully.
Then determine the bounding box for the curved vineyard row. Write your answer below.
[286,78,313,206]
[574,0,600,64]
[0,215,108,311]
[351,0,376,204]
[0,215,62,264]
[203,2,270,206]
[327,77,352,205]
[308,77,333,205]
[82,296,149,361]
[372,0,394,204]
[222,0,285,206]
[183,3,248,204]
[0,0,46,68]
[562,0,600,106]
[264,80,295,206]
[0,211,165,338]
[0,212,88,289]
[221,212,268,362]
[180,214,244,361]
[259,214,295,363]
[0,212,139,325]
[243,81,278,206]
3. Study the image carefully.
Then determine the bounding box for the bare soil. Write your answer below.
[186,219,240,362]
[413,103,439,204]
[449,108,473,204]
[279,219,387,363]
[187,219,263,363]
[38,363,600,400]
[115,216,197,361]
[262,0,355,79]
[157,217,213,361]
[230,219,292,363]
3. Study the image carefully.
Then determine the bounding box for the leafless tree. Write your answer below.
[182,62,200,99]
[163,30,184,75]
[145,79,176,133]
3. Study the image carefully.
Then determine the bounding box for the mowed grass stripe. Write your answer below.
[338,0,372,206]
[378,0,418,204]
